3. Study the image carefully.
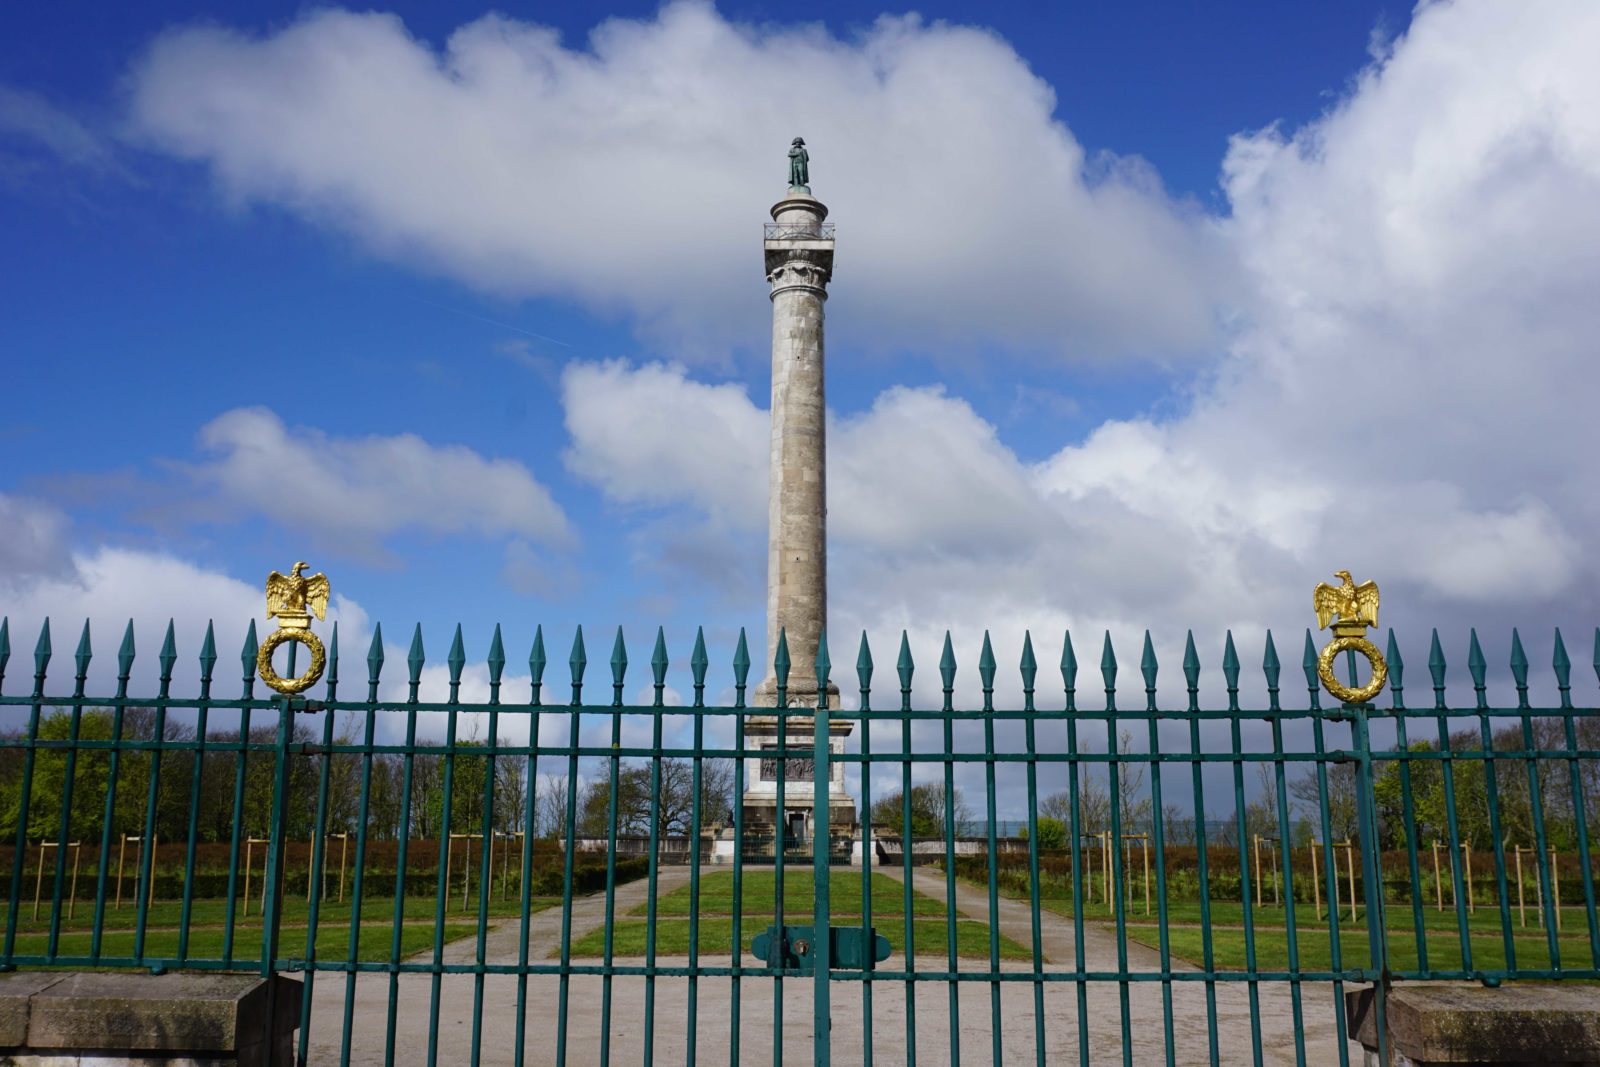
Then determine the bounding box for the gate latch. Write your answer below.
[751,925,891,974]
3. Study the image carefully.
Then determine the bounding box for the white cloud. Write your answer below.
[126,2,1223,360]
[0,85,120,172]
[62,0,1598,716]
[560,0,1600,664]
[560,361,765,524]
[0,494,77,588]
[183,407,572,559]
[0,542,369,697]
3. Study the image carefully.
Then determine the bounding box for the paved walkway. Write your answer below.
[304,864,1361,1064]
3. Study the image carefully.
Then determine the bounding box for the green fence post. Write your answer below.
[897,631,917,1067]
[814,628,833,1067]
[259,696,295,1064]
[1352,695,1389,1066]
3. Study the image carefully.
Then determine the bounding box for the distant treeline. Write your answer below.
[0,707,733,849]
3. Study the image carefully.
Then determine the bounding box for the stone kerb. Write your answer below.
[0,971,302,1066]
[1347,984,1600,1066]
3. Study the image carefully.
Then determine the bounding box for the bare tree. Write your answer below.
[536,773,571,840]
[1162,803,1195,845]
[1040,776,1109,837]
[1113,729,1152,831]
[1290,762,1358,842]
[494,756,529,834]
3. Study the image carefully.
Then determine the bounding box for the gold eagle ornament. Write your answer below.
[1312,570,1387,705]
[257,561,329,695]
[266,561,330,625]
[1313,570,1379,632]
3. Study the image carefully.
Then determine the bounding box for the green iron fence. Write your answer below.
[3,614,1599,1065]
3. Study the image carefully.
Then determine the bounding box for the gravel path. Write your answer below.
[303,863,1362,1064]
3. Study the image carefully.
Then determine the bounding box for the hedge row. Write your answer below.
[9,856,653,905]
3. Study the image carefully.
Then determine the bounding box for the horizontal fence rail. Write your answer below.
[2,615,1599,1066]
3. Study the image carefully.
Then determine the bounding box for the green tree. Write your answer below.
[868,784,972,839]
[1021,816,1066,850]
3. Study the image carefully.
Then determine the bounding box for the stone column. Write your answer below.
[754,191,839,710]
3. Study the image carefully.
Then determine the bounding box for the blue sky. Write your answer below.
[3,0,1598,740]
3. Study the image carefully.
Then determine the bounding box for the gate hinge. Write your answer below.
[751,925,891,974]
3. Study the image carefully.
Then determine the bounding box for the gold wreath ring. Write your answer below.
[256,628,327,695]
[1316,635,1388,705]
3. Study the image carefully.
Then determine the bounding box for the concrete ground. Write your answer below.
[305,865,1363,1065]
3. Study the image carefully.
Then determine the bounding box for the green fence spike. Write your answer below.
[1301,629,1321,710]
[978,631,996,702]
[74,617,92,677]
[652,626,669,685]
[1260,629,1280,712]
[159,620,177,690]
[1100,631,1117,710]
[447,624,466,686]
[1061,630,1077,710]
[1587,627,1600,694]
[774,627,790,683]
[1468,629,1487,707]
[1099,631,1117,681]
[240,619,257,697]
[897,631,914,694]
[566,630,585,703]
[1429,629,1447,708]
[198,621,216,685]
[366,623,385,685]
[1019,631,1036,693]
[238,618,254,674]
[1098,631,1117,713]
[32,618,51,689]
[30,617,52,694]
[857,631,874,693]
[1510,628,1529,707]
[487,624,505,685]
[118,619,136,682]
[1140,630,1159,712]
[1385,629,1404,708]
[529,624,546,704]
[775,628,790,706]
[0,617,9,693]
[73,619,92,692]
[1221,630,1239,686]
[816,627,832,694]
[1186,630,1204,708]
[732,628,750,700]
[939,631,957,689]
[610,626,628,689]
[647,626,666,706]
[1553,628,1571,707]
[407,622,426,687]
[690,627,709,704]
[327,621,340,688]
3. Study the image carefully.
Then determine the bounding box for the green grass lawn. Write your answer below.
[0,893,559,935]
[567,916,1030,960]
[951,865,1599,973]
[590,871,1021,960]
[1044,897,1595,937]
[637,870,948,918]
[0,893,560,968]
[1130,924,1598,973]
